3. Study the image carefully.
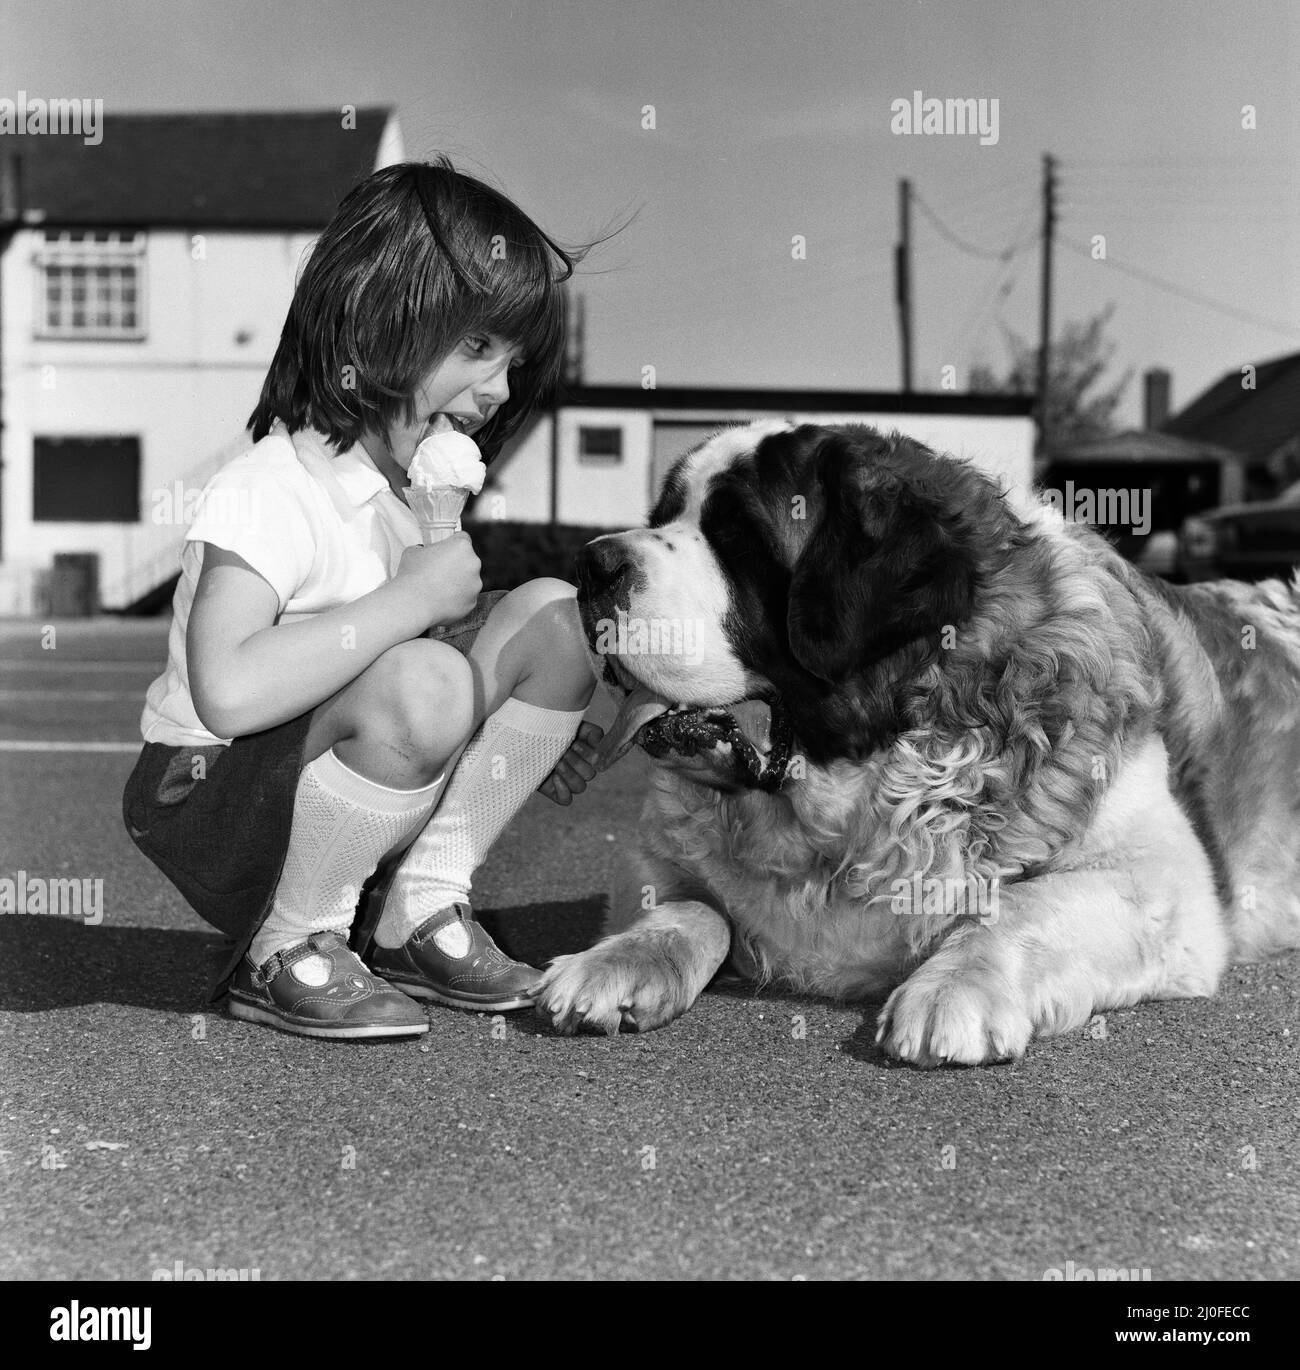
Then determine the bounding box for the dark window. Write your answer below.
[578,426,623,463]
[33,436,141,522]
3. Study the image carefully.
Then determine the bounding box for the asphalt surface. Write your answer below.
[1,617,1297,1282]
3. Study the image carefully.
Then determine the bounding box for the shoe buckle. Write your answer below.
[411,904,465,946]
[256,949,287,987]
[256,932,340,987]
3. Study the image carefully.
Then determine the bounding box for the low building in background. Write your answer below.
[1039,429,1242,577]
[0,107,402,613]
[1162,350,1300,502]
[477,384,1036,530]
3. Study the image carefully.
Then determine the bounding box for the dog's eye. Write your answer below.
[701,482,768,566]
[649,472,688,527]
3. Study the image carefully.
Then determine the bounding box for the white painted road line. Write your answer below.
[0,660,160,673]
[0,690,142,702]
[0,740,141,753]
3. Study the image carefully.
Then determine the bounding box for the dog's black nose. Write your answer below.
[577,537,634,595]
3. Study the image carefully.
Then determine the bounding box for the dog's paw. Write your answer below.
[876,958,1033,1067]
[534,933,696,1036]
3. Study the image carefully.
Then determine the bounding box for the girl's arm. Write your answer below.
[188,536,480,738]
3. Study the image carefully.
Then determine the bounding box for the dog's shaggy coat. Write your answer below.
[534,422,1300,1064]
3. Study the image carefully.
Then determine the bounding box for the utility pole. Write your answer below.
[555,290,585,526]
[0,151,24,564]
[1036,153,1057,457]
[895,177,913,392]
[573,291,586,387]
[562,289,586,388]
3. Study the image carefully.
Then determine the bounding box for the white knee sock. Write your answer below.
[250,748,445,966]
[374,697,585,948]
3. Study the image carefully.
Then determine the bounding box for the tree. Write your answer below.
[969,305,1133,449]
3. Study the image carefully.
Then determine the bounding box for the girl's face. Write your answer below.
[362,332,526,493]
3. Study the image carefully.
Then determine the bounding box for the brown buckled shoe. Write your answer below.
[369,904,540,1012]
[227,930,430,1039]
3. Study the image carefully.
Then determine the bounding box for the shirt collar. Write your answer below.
[289,425,393,520]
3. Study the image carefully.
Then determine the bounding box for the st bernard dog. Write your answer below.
[533,421,1300,1065]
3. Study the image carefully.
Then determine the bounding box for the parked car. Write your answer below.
[1132,530,1180,579]
[1177,481,1300,582]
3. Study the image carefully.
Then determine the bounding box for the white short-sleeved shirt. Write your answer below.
[141,422,424,747]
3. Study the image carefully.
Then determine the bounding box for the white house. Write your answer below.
[0,107,402,612]
[478,384,1036,529]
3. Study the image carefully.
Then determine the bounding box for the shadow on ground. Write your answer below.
[0,897,610,1015]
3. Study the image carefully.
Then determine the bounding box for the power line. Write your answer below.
[947,205,1040,366]
[931,193,1050,241]
[912,189,1039,262]
[1064,152,1295,168]
[949,259,1019,370]
[1062,191,1282,215]
[1061,162,1287,218]
[1057,233,1300,341]
[920,173,1041,223]
[964,241,1034,347]
[896,178,1042,388]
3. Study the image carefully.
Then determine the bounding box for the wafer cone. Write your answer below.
[404,486,470,544]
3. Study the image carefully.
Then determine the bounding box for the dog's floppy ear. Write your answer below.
[786,430,984,682]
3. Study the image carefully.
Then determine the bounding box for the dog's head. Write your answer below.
[579,421,1023,779]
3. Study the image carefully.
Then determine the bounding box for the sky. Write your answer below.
[3,0,1297,426]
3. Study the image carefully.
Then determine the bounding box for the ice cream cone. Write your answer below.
[404,486,471,544]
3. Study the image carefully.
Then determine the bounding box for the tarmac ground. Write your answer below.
[1,617,1297,1282]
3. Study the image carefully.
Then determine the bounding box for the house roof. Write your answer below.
[1163,350,1300,464]
[553,383,1035,418]
[1047,429,1238,465]
[0,108,396,229]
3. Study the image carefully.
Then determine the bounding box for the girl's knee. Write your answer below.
[504,577,577,618]
[506,579,585,641]
[506,580,596,705]
[364,639,475,741]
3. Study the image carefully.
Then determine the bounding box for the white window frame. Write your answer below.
[35,229,147,340]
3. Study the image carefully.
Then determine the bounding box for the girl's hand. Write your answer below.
[394,534,482,628]
[538,720,603,805]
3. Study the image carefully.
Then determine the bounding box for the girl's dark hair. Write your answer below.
[249,157,588,461]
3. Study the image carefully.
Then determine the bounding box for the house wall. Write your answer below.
[1,226,316,610]
[485,405,1035,530]
[790,411,1034,502]
[556,408,654,525]
[479,415,553,524]
[483,407,656,526]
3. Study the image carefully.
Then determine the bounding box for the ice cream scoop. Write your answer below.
[404,426,486,543]
[408,429,485,494]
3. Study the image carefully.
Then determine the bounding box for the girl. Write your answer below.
[123,158,604,1039]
